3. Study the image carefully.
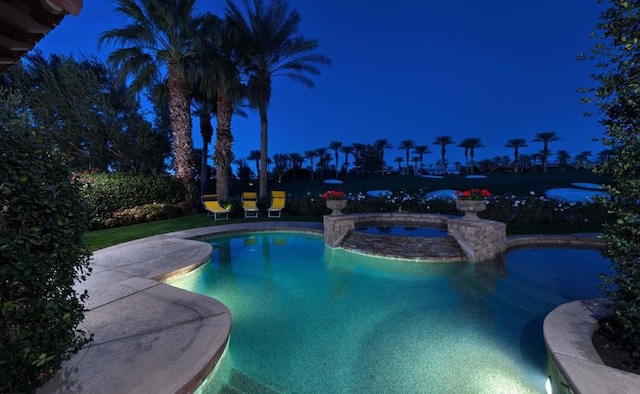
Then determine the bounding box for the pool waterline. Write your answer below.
[168,231,608,393]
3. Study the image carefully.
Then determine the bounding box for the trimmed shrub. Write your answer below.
[104,203,185,228]
[79,173,184,229]
[1,100,92,391]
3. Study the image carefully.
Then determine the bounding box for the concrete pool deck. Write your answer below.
[38,223,630,394]
[38,221,322,394]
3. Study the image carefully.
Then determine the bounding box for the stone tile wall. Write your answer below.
[324,213,508,263]
[447,218,507,262]
[323,213,451,247]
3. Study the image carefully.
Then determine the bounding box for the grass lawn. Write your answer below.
[87,169,607,251]
[85,214,321,251]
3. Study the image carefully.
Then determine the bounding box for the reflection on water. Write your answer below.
[451,253,507,326]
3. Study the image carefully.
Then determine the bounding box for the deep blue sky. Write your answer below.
[37,0,606,169]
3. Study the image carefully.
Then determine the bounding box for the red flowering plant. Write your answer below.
[455,188,491,200]
[322,190,345,200]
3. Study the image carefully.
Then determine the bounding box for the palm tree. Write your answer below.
[575,150,592,168]
[304,150,317,180]
[531,152,543,169]
[226,0,331,198]
[351,142,366,178]
[315,147,328,180]
[374,139,393,176]
[340,145,354,177]
[432,135,455,173]
[393,157,404,173]
[519,154,532,170]
[505,138,528,172]
[191,98,214,195]
[412,145,431,175]
[411,156,420,174]
[398,139,416,174]
[248,150,261,178]
[191,72,247,196]
[328,141,343,178]
[532,131,560,172]
[556,150,571,169]
[458,138,484,174]
[272,153,289,182]
[99,0,206,205]
[289,152,303,181]
[201,15,247,201]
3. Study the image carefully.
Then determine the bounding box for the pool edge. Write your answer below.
[544,298,640,394]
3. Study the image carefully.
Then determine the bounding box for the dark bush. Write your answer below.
[104,203,186,228]
[284,189,609,232]
[1,90,92,392]
[79,173,184,229]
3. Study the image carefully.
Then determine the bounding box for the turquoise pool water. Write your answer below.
[168,232,609,394]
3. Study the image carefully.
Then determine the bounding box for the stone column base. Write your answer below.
[323,215,355,247]
[448,218,506,262]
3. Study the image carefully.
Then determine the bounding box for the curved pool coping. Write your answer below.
[544,299,640,393]
[38,222,322,394]
[39,223,612,393]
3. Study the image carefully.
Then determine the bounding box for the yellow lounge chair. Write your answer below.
[242,192,260,218]
[268,191,286,218]
[202,194,230,221]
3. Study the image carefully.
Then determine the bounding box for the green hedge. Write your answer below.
[0,123,92,391]
[79,173,184,229]
[104,203,186,228]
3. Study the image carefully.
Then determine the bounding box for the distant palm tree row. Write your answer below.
[239,131,572,180]
[99,0,330,202]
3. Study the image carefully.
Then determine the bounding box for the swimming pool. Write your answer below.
[168,232,608,393]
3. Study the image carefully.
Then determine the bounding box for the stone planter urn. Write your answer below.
[325,199,347,215]
[456,200,487,220]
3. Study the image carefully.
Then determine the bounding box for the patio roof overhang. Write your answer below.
[0,0,83,74]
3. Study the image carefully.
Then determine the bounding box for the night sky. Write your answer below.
[36,0,607,170]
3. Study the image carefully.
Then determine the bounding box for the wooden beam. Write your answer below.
[0,2,51,34]
[0,57,18,65]
[49,0,83,16]
[0,33,30,51]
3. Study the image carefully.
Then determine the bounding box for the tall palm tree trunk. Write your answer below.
[441,147,446,172]
[464,150,469,173]
[215,91,234,201]
[167,64,197,207]
[405,151,410,174]
[259,106,268,199]
[200,111,213,195]
[470,149,475,174]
